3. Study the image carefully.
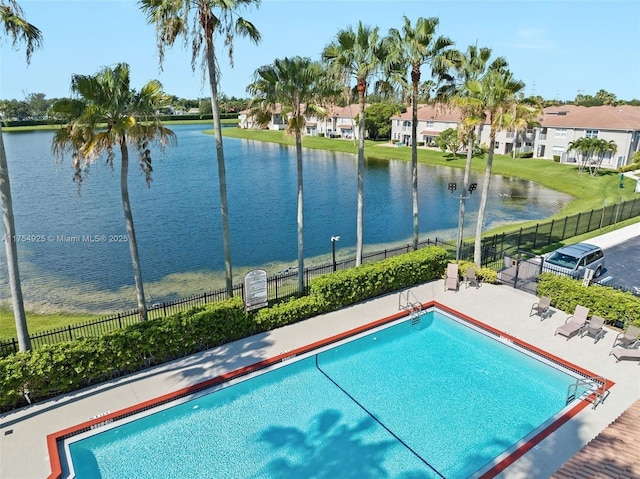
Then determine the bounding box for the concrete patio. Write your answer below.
[1,275,639,478]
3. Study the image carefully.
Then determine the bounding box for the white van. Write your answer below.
[543,243,605,278]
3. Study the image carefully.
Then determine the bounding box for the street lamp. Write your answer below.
[448,182,478,262]
[331,236,340,272]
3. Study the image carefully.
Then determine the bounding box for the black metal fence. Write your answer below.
[2,197,638,356]
[0,238,452,356]
[477,197,640,270]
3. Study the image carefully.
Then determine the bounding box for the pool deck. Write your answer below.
[1,226,639,479]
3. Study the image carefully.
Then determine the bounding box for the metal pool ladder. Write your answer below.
[398,290,423,325]
[566,376,608,409]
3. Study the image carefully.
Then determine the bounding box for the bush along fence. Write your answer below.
[0,238,453,356]
[1,197,639,357]
[0,247,450,412]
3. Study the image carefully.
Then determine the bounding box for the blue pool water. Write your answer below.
[67,310,578,478]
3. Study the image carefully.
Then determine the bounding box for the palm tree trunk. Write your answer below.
[411,81,419,251]
[295,129,304,294]
[356,85,366,266]
[457,129,475,262]
[205,36,234,297]
[474,127,495,267]
[119,141,147,321]
[0,125,30,351]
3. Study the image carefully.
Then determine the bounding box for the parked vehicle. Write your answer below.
[543,243,605,278]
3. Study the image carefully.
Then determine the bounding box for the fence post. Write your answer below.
[532,224,539,249]
[516,228,523,251]
[117,313,122,329]
[547,219,555,245]
[574,212,581,236]
[561,216,568,240]
[68,324,73,341]
[587,209,594,232]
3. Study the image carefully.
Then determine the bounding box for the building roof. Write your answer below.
[539,105,640,131]
[391,104,466,122]
[328,104,366,119]
[551,399,640,478]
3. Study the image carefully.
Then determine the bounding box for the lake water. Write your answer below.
[1,124,570,312]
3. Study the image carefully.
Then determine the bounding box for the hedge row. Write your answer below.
[0,246,449,412]
[536,273,640,326]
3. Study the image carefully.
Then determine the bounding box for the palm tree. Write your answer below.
[51,63,176,321]
[466,68,528,266]
[247,56,329,295]
[322,22,387,266]
[590,138,617,176]
[140,0,261,298]
[386,16,455,251]
[447,44,507,262]
[568,137,596,173]
[0,0,42,351]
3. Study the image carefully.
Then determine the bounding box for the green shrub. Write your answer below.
[253,294,330,329]
[455,260,498,284]
[553,155,561,162]
[619,162,640,173]
[536,273,640,326]
[311,247,448,309]
[0,247,451,412]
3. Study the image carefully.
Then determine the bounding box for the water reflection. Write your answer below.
[0,125,571,312]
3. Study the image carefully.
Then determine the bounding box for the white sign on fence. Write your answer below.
[244,269,268,312]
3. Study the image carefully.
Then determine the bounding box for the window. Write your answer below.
[555,128,566,138]
[403,121,411,128]
[425,121,434,129]
[586,130,599,138]
[552,146,565,157]
[494,141,500,149]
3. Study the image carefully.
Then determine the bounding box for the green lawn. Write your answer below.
[221,127,638,216]
[1,122,638,340]
[0,306,95,341]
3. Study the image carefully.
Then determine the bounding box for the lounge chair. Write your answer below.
[465,268,479,288]
[530,296,551,320]
[609,347,640,362]
[613,325,640,348]
[582,315,606,343]
[444,263,459,291]
[555,305,589,340]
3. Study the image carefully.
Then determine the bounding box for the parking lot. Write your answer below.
[591,230,640,294]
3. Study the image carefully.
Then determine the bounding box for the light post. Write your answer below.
[448,182,477,263]
[331,236,340,272]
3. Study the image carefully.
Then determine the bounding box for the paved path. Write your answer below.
[1,226,639,479]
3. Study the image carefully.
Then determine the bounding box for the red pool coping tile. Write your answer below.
[46,301,613,479]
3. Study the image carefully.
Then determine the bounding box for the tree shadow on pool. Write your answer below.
[256,409,437,479]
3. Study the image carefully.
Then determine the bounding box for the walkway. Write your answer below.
[1,223,639,478]
[2,280,639,478]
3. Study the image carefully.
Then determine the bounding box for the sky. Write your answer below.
[1,0,640,103]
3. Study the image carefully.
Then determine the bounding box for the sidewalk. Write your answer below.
[1,275,639,478]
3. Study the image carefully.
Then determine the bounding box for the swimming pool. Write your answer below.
[52,304,604,478]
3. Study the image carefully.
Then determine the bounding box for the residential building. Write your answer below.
[390,104,640,168]
[239,103,366,139]
[534,105,640,168]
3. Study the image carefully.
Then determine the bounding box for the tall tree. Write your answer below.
[386,16,455,250]
[51,63,176,321]
[447,44,507,263]
[140,0,261,297]
[591,138,617,176]
[466,69,530,266]
[247,56,329,294]
[322,22,387,266]
[568,137,597,173]
[0,0,42,351]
